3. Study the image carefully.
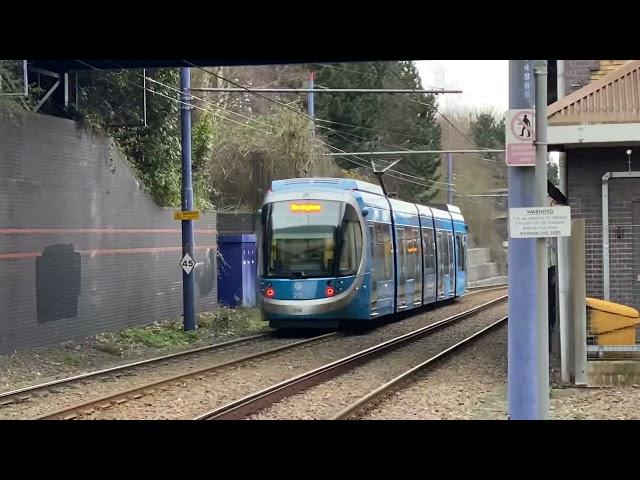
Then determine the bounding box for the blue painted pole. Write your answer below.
[180,67,196,332]
[507,60,548,419]
[308,71,315,134]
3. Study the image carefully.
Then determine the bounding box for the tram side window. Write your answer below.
[408,227,420,278]
[338,205,363,276]
[422,228,435,275]
[410,227,422,299]
[402,227,415,280]
[441,232,448,275]
[456,233,465,271]
[374,223,383,275]
[368,223,376,270]
[375,223,392,280]
[463,234,468,272]
[436,231,443,271]
[436,231,444,294]
[396,227,406,285]
[369,223,378,299]
[446,232,454,275]
[338,223,361,275]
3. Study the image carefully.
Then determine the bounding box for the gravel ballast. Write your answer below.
[36,290,507,420]
[0,334,318,420]
[249,302,507,420]
[358,324,640,420]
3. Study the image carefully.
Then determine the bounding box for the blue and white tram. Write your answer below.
[257,178,468,328]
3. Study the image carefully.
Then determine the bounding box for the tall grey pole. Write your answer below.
[556,60,573,383]
[572,219,588,385]
[534,62,550,417]
[507,60,549,420]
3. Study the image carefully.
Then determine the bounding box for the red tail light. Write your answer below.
[265,288,275,298]
[325,287,335,297]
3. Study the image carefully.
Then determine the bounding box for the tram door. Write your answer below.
[422,228,436,303]
[369,222,394,315]
[446,232,455,297]
[436,231,445,299]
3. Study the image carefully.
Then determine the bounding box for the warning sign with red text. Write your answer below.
[506,109,535,167]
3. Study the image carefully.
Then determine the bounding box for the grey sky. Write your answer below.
[416,60,508,113]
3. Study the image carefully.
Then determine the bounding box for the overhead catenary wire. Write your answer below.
[315,123,419,156]
[314,68,502,183]
[324,149,505,156]
[78,60,457,196]
[315,117,441,144]
[95,60,400,184]
[318,138,455,189]
[187,60,455,191]
[318,140,456,194]
[384,66,502,155]
[190,87,460,94]
[102,60,275,131]
[184,62,444,152]
[317,62,501,157]
[387,64,508,199]
[76,60,275,136]
[410,97,501,153]
[92,59,453,193]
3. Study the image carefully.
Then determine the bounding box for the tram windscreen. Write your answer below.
[264,200,362,278]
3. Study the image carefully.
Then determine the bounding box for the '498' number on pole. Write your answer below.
[180,253,195,275]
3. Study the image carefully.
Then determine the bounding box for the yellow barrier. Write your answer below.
[586,298,640,346]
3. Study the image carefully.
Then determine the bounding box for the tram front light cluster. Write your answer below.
[263,283,275,298]
[325,280,335,297]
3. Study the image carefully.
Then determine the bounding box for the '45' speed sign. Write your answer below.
[180,253,195,275]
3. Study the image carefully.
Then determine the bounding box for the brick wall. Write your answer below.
[0,109,218,354]
[567,147,640,308]
[564,60,600,93]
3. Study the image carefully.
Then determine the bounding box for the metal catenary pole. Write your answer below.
[180,67,196,332]
[447,152,453,204]
[308,71,315,134]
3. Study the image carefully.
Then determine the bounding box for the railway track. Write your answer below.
[466,284,507,292]
[194,295,507,420]
[0,332,273,406]
[21,332,336,420]
[331,316,508,420]
[3,286,503,410]
[5,286,506,420]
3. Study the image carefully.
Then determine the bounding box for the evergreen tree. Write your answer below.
[313,61,442,202]
[313,62,388,166]
[469,111,506,189]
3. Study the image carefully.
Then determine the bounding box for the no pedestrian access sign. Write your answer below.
[506,109,535,166]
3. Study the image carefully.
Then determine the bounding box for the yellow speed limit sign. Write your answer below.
[174,211,200,221]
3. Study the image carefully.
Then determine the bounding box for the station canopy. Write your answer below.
[547,60,640,148]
